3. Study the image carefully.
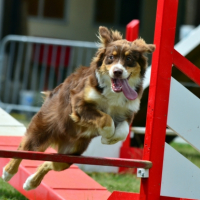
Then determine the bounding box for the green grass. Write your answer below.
[87,172,140,193]
[0,178,28,200]
[10,113,30,128]
[171,142,200,168]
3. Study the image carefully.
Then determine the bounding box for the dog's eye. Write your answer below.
[126,56,131,61]
[108,55,114,60]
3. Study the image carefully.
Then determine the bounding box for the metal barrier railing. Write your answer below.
[0,35,97,113]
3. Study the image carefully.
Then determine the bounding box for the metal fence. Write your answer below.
[0,35,97,113]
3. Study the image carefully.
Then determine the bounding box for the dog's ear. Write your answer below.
[92,48,105,67]
[98,26,112,46]
[110,29,123,42]
[98,26,122,47]
[132,38,155,54]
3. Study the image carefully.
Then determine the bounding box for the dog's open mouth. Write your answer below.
[111,78,138,100]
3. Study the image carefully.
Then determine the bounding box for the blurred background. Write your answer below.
[1,0,200,42]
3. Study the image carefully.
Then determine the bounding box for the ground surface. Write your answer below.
[1,114,200,199]
[0,142,200,200]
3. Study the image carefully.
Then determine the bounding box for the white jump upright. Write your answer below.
[168,78,200,152]
[161,78,200,199]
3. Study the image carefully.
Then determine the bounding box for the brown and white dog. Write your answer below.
[2,26,155,190]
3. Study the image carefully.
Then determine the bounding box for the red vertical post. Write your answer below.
[125,19,139,147]
[122,19,140,149]
[119,20,141,173]
[139,0,178,200]
[126,20,139,42]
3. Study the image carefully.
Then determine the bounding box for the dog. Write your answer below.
[2,26,155,190]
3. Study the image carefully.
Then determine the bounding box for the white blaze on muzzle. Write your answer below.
[108,62,138,100]
[109,63,128,79]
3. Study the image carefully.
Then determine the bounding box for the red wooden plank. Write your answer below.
[161,197,195,200]
[140,0,178,200]
[106,193,194,200]
[0,157,65,200]
[22,159,78,169]
[0,136,21,145]
[0,146,19,150]
[0,139,110,200]
[1,156,110,200]
[27,168,107,189]
[173,49,200,86]
[56,189,110,200]
[108,191,140,200]
[0,156,110,200]
[0,149,152,169]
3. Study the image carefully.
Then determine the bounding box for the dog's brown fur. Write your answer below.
[2,26,155,190]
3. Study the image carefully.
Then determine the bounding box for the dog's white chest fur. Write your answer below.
[87,86,140,121]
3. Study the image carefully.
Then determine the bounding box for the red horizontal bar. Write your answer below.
[173,49,200,86]
[0,150,152,169]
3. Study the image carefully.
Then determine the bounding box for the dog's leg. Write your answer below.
[23,141,78,191]
[71,106,115,140]
[2,126,50,182]
[101,120,129,145]
[2,158,22,182]
[23,162,71,190]
[2,136,28,182]
[97,113,115,140]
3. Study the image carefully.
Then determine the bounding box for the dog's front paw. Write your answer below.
[23,173,38,191]
[101,136,119,144]
[101,121,129,145]
[2,167,15,182]
[98,119,115,138]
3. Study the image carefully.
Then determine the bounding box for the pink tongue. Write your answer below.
[120,79,138,100]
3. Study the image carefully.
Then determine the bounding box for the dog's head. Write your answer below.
[93,26,155,100]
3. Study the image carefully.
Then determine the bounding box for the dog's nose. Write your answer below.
[113,68,123,78]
